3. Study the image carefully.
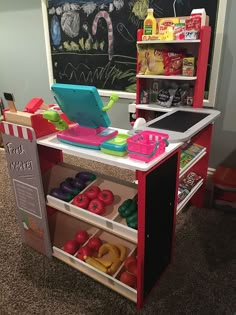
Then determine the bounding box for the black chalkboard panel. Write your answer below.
[46,0,219,94]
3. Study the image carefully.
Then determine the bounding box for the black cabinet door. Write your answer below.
[137,151,179,308]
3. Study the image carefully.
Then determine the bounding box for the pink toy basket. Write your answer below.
[127,131,169,162]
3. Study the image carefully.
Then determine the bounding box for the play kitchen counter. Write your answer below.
[1,117,219,308]
[2,119,188,308]
[38,128,183,308]
[0,105,220,308]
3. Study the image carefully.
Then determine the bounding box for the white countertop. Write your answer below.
[37,128,182,172]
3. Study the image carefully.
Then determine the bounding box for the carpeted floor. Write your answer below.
[0,149,235,315]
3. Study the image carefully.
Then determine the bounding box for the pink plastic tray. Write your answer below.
[127,131,169,162]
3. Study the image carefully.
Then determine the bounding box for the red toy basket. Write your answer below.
[127,131,169,162]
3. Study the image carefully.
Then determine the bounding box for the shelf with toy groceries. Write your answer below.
[0,84,184,309]
[48,210,137,302]
[179,147,206,178]
[136,74,197,81]
[137,39,201,45]
[177,162,206,214]
[141,9,208,43]
[44,162,139,244]
[136,21,211,108]
[177,178,204,214]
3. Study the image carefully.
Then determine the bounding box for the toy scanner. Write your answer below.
[50,84,119,149]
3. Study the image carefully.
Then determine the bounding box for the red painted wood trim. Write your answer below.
[193,26,211,107]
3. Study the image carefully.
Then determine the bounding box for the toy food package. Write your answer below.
[174,23,185,40]
[137,47,148,74]
[178,187,189,203]
[186,88,194,106]
[158,27,175,41]
[149,80,159,102]
[172,88,188,106]
[185,16,201,39]
[163,51,185,76]
[182,57,195,76]
[145,48,165,75]
[142,34,159,41]
[180,152,194,169]
[183,142,205,157]
[179,172,202,191]
[156,88,176,107]
[140,89,149,104]
[159,17,180,34]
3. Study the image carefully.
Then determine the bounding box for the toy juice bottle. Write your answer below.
[144,8,157,35]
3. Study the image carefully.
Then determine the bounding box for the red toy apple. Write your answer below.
[124,256,137,275]
[98,189,114,205]
[74,230,89,245]
[72,193,90,209]
[120,271,137,288]
[87,237,103,252]
[76,245,92,261]
[84,185,101,199]
[63,240,79,255]
[88,198,105,215]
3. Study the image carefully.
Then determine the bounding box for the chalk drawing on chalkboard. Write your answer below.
[56,55,136,88]
[61,11,80,38]
[46,0,142,92]
[92,11,114,60]
[117,23,135,42]
[51,15,61,46]
[113,0,125,10]
[131,0,149,20]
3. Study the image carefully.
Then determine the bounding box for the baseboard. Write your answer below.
[206,167,215,191]
[207,167,216,176]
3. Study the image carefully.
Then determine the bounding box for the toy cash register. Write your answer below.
[50,84,119,149]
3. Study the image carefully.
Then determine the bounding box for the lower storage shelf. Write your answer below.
[45,163,138,243]
[49,211,137,303]
[53,247,137,303]
[177,179,204,214]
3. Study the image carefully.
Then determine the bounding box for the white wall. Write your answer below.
[0,1,54,106]
[0,0,235,167]
[209,0,236,167]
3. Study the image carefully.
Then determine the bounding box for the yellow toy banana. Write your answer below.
[85,257,107,273]
[116,244,127,261]
[107,258,122,275]
[98,243,120,260]
[94,257,113,268]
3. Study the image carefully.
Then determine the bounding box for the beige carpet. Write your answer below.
[0,149,236,315]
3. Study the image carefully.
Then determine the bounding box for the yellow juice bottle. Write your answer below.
[144,8,157,35]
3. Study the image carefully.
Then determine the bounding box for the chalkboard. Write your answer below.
[46,0,219,95]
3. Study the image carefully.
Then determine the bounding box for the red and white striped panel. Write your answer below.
[0,121,34,141]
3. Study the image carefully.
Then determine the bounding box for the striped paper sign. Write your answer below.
[0,121,34,141]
